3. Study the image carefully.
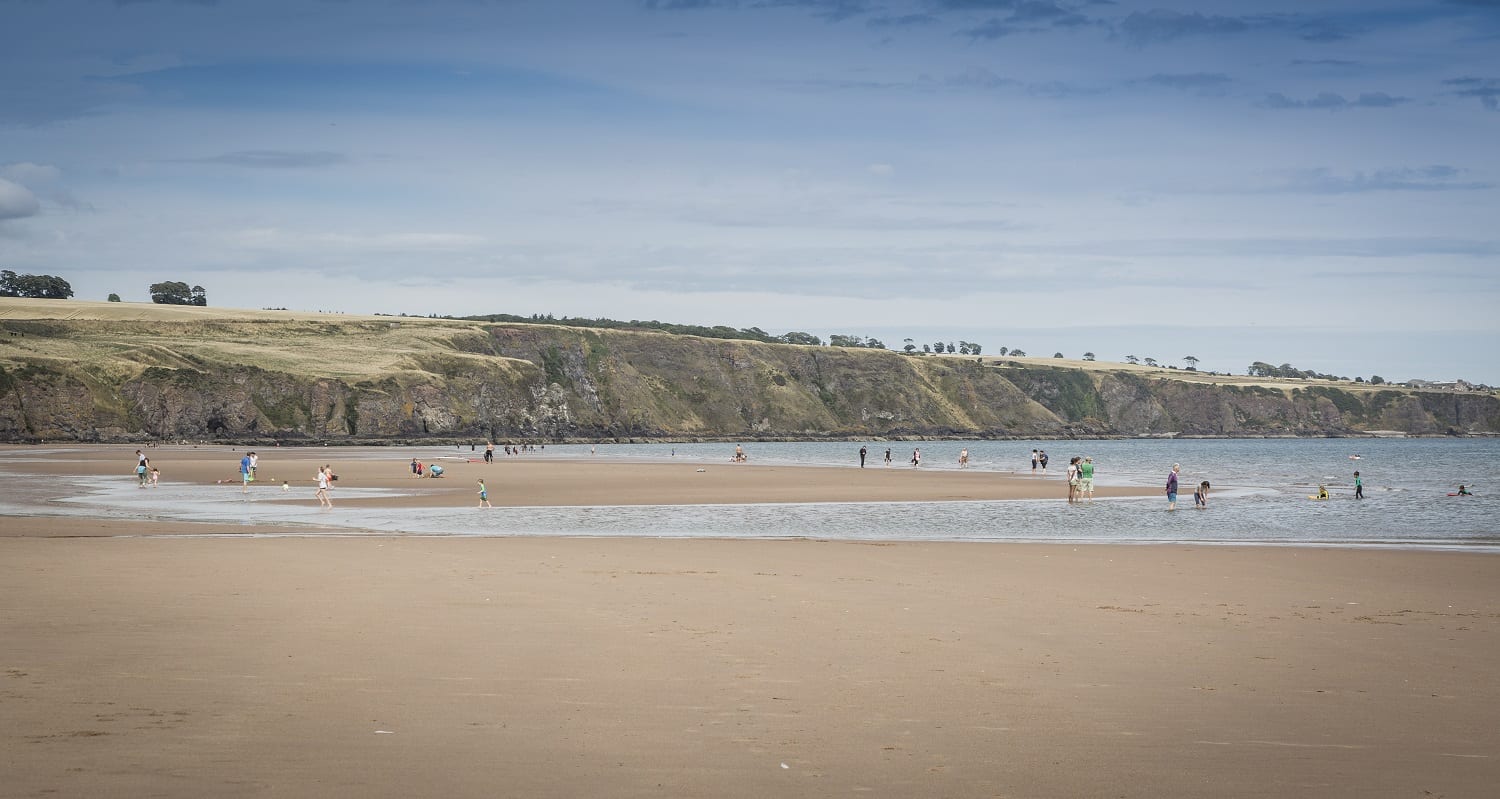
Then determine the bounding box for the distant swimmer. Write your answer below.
[1316,485,1329,500]
[1349,455,1362,460]
[1455,485,1473,496]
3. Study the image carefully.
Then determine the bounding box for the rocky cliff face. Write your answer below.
[1,318,1495,442]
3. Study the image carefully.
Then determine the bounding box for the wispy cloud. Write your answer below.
[1444,76,1500,110]
[867,13,939,29]
[960,1,1093,39]
[1136,72,1232,96]
[1117,10,1254,44]
[1265,166,1493,194]
[172,151,350,169]
[1259,91,1410,109]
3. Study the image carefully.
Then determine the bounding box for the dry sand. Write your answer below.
[2,446,1498,797]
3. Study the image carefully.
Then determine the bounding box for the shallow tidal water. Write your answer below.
[2,438,1496,549]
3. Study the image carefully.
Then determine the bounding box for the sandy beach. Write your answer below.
[2,446,1498,797]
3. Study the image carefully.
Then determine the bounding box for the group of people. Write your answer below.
[134,450,160,488]
[1066,456,1096,503]
[408,458,445,478]
[1164,463,1211,510]
[1031,449,1050,472]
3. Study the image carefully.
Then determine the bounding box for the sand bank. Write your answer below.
[3,444,1153,512]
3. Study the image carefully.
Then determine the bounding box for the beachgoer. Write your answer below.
[959,448,969,469]
[136,460,149,487]
[240,453,253,494]
[315,465,332,507]
[911,448,921,467]
[415,460,424,477]
[859,446,867,468]
[1354,471,1363,499]
[411,457,421,477]
[1066,456,1080,503]
[429,465,445,478]
[1079,457,1095,501]
[1166,463,1180,510]
[1317,485,1329,500]
[884,448,892,467]
[1457,485,1472,496]
[249,452,258,480]
[1031,449,1039,472]
[1039,450,1049,471]
[1194,480,1210,509]
[485,442,495,463]
[478,479,492,508]
[149,468,160,487]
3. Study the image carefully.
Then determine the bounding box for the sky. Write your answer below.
[1,0,1497,384]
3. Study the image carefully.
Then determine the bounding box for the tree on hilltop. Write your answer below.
[150,281,207,306]
[1,270,74,299]
[1082,352,1095,361]
[1183,355,1199,370]
[1125,355,1139,365]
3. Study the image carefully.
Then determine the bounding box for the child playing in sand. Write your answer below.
[478,479,492,508]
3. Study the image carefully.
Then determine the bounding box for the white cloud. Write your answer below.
[0,178,41,221]
[867,163,894,176]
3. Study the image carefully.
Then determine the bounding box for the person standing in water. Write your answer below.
[884,448,892,467]
[859,446,867,468]
[1166,463,1180,511]
[1079,457,1095,502]
[1354,471,1363,499]
[239,452,253,495]
[316,465,333,508]
[1194,480,1210,509]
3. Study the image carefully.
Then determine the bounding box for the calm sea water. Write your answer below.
[2,439,1496,549]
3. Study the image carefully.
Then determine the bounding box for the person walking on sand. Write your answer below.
[149,467,160,487]
[477,479,492,508]
[239,452,253,495]
[884,448,892,467]
[859,446,867,468]
[316,465,333,508]
[485,442,494,464]
[1194,480,1210,509]
[1079,457,1095,501]
[1354,471,1363,499]
[1166,463,1180,511]
[411,457,421,477]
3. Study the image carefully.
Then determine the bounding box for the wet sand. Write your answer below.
[2,447,1498,797]
[4,444,1153,512]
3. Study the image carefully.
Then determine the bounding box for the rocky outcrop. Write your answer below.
[1,317,1496,442]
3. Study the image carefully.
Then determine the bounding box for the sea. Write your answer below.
[2,438,1496,549]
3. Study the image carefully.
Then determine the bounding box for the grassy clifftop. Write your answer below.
[2,298,1496,442]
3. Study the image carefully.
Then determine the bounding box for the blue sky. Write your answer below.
[1,0,1497,383]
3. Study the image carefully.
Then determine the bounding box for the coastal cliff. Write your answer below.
[1,301,1496,442]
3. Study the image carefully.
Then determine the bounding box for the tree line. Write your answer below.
[0,271,206,305]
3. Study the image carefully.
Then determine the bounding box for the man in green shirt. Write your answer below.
[1079,457,1095,501]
